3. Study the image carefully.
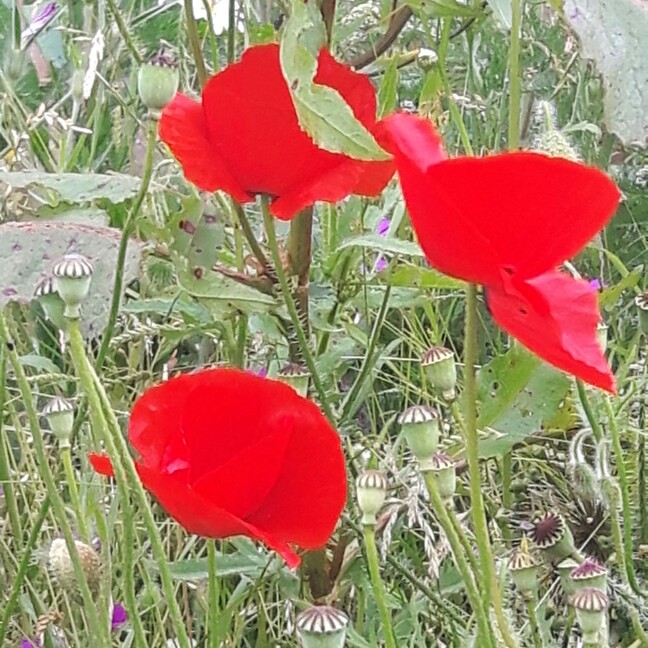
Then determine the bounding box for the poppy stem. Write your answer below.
[261,198,335,422]
[463,284,520,648]
[184,0,208,88]
[207,539,220,646]
[362,524,397,648]
[507,0,522,149]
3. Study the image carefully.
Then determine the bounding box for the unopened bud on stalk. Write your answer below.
[428,452,456,503]
[508,536,540,597]
[277,362,310,397]
[398,404,440,468]
[530,512,576,563]
[42,396,75,448]
[421,346,457,400]
[48,537,101,599]
[296,605,349,648]
[137,47,179,118]
[52,253,94,319]
[570,587,608,644]
[356,470,388,525]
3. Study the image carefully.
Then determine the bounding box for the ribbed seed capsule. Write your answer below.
[428,452,456,503]
[277,362,310,397]
[421,346,457,400]
[42,396,75,448]
[398,404,440,469]
[34,274,66,329]
[570,557,607,593]
[296,605,349,648]
[137,48,179,118]
[530,512,576,563]
[570,587,608,644]
[356,470,388,525]
[557,557,581,597]
[52,253,94,319]
[508,537,540,596]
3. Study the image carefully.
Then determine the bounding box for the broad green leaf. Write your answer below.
[123,295,212,323]
[564,0,648,147]
[476,346,571,458]
[338,233,424,257]
[0,222,142,339]
[280,1,390,161]
[0,171,154,204]
[599,265,642,309]
[389,264,465,290]
[18,354,61,374]
[405,0,484,18]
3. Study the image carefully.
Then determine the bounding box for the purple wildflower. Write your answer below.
[246,367,267,379]
[376,217,390,236]
[20,638,40,648]
[588,278,605,291]
[375,258,388,273]
[21,2,57,48]
[111,602,128,631]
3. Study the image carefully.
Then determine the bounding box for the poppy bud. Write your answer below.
[571,557,607,593]
[530,512,576,563]
[48,538,101,599]
[34,274,66,330]
[557,557,581,597]
[417,48,438,72]
[52,253,94,319]
[296,605,349,648]
[421,346,457,400]
[398,404,440,468]
[355,470,388,525]
[138,49,179,118]
[428,452,456,503]
[277,362,310,397]
[570,587,608,644]
[42,396,75,448]
[508,536,540,597]
[635,292,648,335]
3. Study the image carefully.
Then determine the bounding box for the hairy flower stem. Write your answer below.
[507,0,522,149]
[208,540,220,647]
[464,284,519,648]
[423,473,494,647]
[0,313,110,644]
[61,445,89,540]
[67,318,189,648]
[261,198,334,422]
[362,524,397,648]
[525,596,543,648]
[185,0,208,87]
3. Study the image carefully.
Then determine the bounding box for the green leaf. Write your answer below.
[476,346,571,458]
[377,56,399,118]
[18,354,61,374]
[0,171,154,205]
[280,1,390,161]
[599,265,642,309]
[388,264,465,290]
[338,233,424,257]
[564,0,648,147]
[405,0,484,18]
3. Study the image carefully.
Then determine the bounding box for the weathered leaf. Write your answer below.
[0,221,142,338]
[280,1,390,161]
[564,0,648,147]
[0,171,154,204]
[476,345,571,458]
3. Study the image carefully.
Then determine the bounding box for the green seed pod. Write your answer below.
[635,292,648,335]
[398,404,440,469]
[137,48,179,118]
[421,346,457,400]
[356,470,388,525]
[277,362,310,397]
[48,538,101,599]
[508,537,540,597]
[557,557,581,598]
[570,587,608,644]
[428,452,456,503]
[530,512,576,563]
[52,253,94,319]
[34,274,66,330]
[570,557,607,593]
[296,606,349,648]
[42,396,75,448]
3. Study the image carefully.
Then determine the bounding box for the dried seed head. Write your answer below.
[570,587,609,643]
[530,512,576,562]
[571,557,607,592]
[296,606,349,648]
[48,538,101,599]
[508,537,540,596]
[356,470,388,525]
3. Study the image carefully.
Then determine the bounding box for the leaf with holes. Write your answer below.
[476,345,571,458]
[0,222,142,338]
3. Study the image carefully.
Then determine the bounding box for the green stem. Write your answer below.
[96,119,157,369]
[106,0,142,64]
[423,473,494,648]
[604,396,645,595]
[61,445,89,540]
[0,496,50,645]
[0,313,110,643]
[185,0,208,87]
[227,0,236,64]
[68,319,193,648]
[464,285,519,648]
[508,0,522,149]
[525,597,543,648]
[261,199,334,422]
[576,380,604,441]
[501,452,513,541]
[233,203,270,272]
[208,540,220,647]
[362,525,397,648]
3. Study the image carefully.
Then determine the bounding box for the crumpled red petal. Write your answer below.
[88,452,115,478]
[379,113,620,286]
[158,93,251,204]
[486,271,615,392]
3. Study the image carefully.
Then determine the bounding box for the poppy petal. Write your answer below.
[88,452,115,478]
[486,271,615,392]
[158,93,251,204]
[380,113,621,285]
[246,399,347,549]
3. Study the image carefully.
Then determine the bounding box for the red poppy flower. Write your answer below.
[89,368,347,567]
[378,113,621,391]
[158,43,394,220]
